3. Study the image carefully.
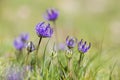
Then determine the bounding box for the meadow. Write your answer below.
[0,0,120,80]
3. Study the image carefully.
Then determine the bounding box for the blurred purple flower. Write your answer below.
[78,39,91,53]
[14,38,24,50]
[57,43,67,51]
[66,36,77,49]
[20,33,29,42]
[35,22,53,38]
[13,33,29,50]
[44,8,59,21]
[6,67,24,80]
[7,72,23,80]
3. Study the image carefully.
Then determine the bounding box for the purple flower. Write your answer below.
[6,67,24,80]
[78,39,91,53]
[35,22,53,38]
[7,72,23,80]
[14,38,24,50]
[54,43,67,52]
[44,8,59,21]
[57,43,67,51]
[66,36,77,49]
[13,33,29,50]
[20,33,29,42]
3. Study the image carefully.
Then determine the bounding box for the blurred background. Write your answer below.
[0,0,120,73]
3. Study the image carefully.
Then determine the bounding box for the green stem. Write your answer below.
[68,58,73,79]
[16,50,23,61]
[53,21,58,45]
[48,58,52,71]
[42,39,50,75]
[36,36,42,55]
[68,58,71,72]
[78,53,83,67]
[35,36,42,67]
[25,51,29,65]
[43,39,50,63]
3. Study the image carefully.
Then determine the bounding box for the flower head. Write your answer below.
[66,36,77,49]
[13,33,29,50]
[20,33,29,42]
[44,8,59,21]
[26,41,35,53]
[35,22,53,38]
[78,39,91,53]
[14,38,24,50]
[65,49,73,59]
[50,49,57,58]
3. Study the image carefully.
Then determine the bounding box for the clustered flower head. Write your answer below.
[44,8,59,21]
[66,36,77,49]
[35,22,53,38]
[13,33,29,50]
[78,39,91,53]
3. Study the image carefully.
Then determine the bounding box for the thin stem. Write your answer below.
[68,58,71,72]
[78,53,83,67]
[68,58,73,79]
[43,39,50,63]
[48,58,52,71]
[25,51,30,65]
[109,61,117,80]
[17,50,23,60]
[35,36,42,67]
[22,51,30,65]
[42,39,50,75]
[53,21,58,45]
[36,36,42,55]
